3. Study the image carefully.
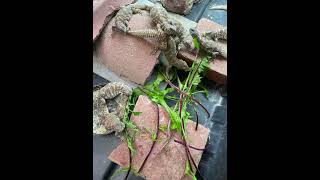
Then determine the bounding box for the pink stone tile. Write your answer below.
[95,14,160,85]
[177,18,227,84]
[108,95,209,180]
[93,0,134,41]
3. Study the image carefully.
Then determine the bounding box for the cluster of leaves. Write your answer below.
[139,55,209,180]
[137,36,209,180]
[111,88,143,180]
[112,36,210,180]
[122,88,144,154]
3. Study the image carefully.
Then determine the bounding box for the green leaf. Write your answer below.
[177,75,184,90]
[132,111,142,116]
[192,175,198,180]
[192,74,202,87]
[185,161,197,180]
[127,137,135,153]
[193,37,200,50]
[132,88,144,97]
[198,83,209,99]
[159,124,168,133]
[151,131,157,141]
[198,57,209,74]
[111,167,129,178]
[164,95,179,101]
[185,161,191,174]
[162,87,174,95]
[125,121,138,132]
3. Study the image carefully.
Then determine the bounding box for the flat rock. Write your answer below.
[108,95,209,180]
[93,0,134,41]
[95,13,160,85]
[178,18,227,84]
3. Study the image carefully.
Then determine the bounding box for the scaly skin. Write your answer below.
[127,27,168,50]
[201,38,227,58]
[202,28,227,41]
[127,28,164,39]
[164,36,190,75]
[190,28,227,59]
[114,3,192,73]
[115,3,190,50]
[150,3,177,35]
[93,82,132,135]
[114,4,153,32]
[93,82,132,100]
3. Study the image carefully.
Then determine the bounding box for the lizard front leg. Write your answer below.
[151,24,168,55]
[172,58,190,71]
[201,37,227,58]
[202,28,227,41]
[102,111,125,135]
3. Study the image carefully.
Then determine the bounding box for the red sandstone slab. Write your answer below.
[108,95,209,180]
[178,18,227,84]
[95,13,160,85]
[93,0,134,42]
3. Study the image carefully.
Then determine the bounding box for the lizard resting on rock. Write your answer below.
[113,3,192,76]
[164,36,190,75]
[114,4,152,33]
[159,0,200,15]
[93,82,132,135]
[190,28,227,59]
[202,27,227,41]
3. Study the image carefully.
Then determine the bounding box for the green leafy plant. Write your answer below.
[140,54,209,179]
[151,131,157,142]
[114,36,210,180]
[132,111,142,116]
[185,161,197,180]
[115,87,143,179]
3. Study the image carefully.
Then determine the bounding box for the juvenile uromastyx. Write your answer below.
[113,3,193,76]
[93,82,132,135]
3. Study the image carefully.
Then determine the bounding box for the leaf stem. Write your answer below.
[174,139,205,151]
[163,77,210,118]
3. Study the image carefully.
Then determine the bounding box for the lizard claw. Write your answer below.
[150,47,159,55]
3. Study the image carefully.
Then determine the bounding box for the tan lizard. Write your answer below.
[113,3,192,75]
[93,82,132,135]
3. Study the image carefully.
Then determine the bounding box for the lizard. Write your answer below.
[113,3,178,40]
[190,28,227,59]
[93,82,132,135]
[202,27,227,41]
[125,26,190,75]
[163,36,190,76]
[113,3,191,75]
[159,0,200,15]
[114,4,154,33]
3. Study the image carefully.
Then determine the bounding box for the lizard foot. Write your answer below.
[150,47,160,55]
